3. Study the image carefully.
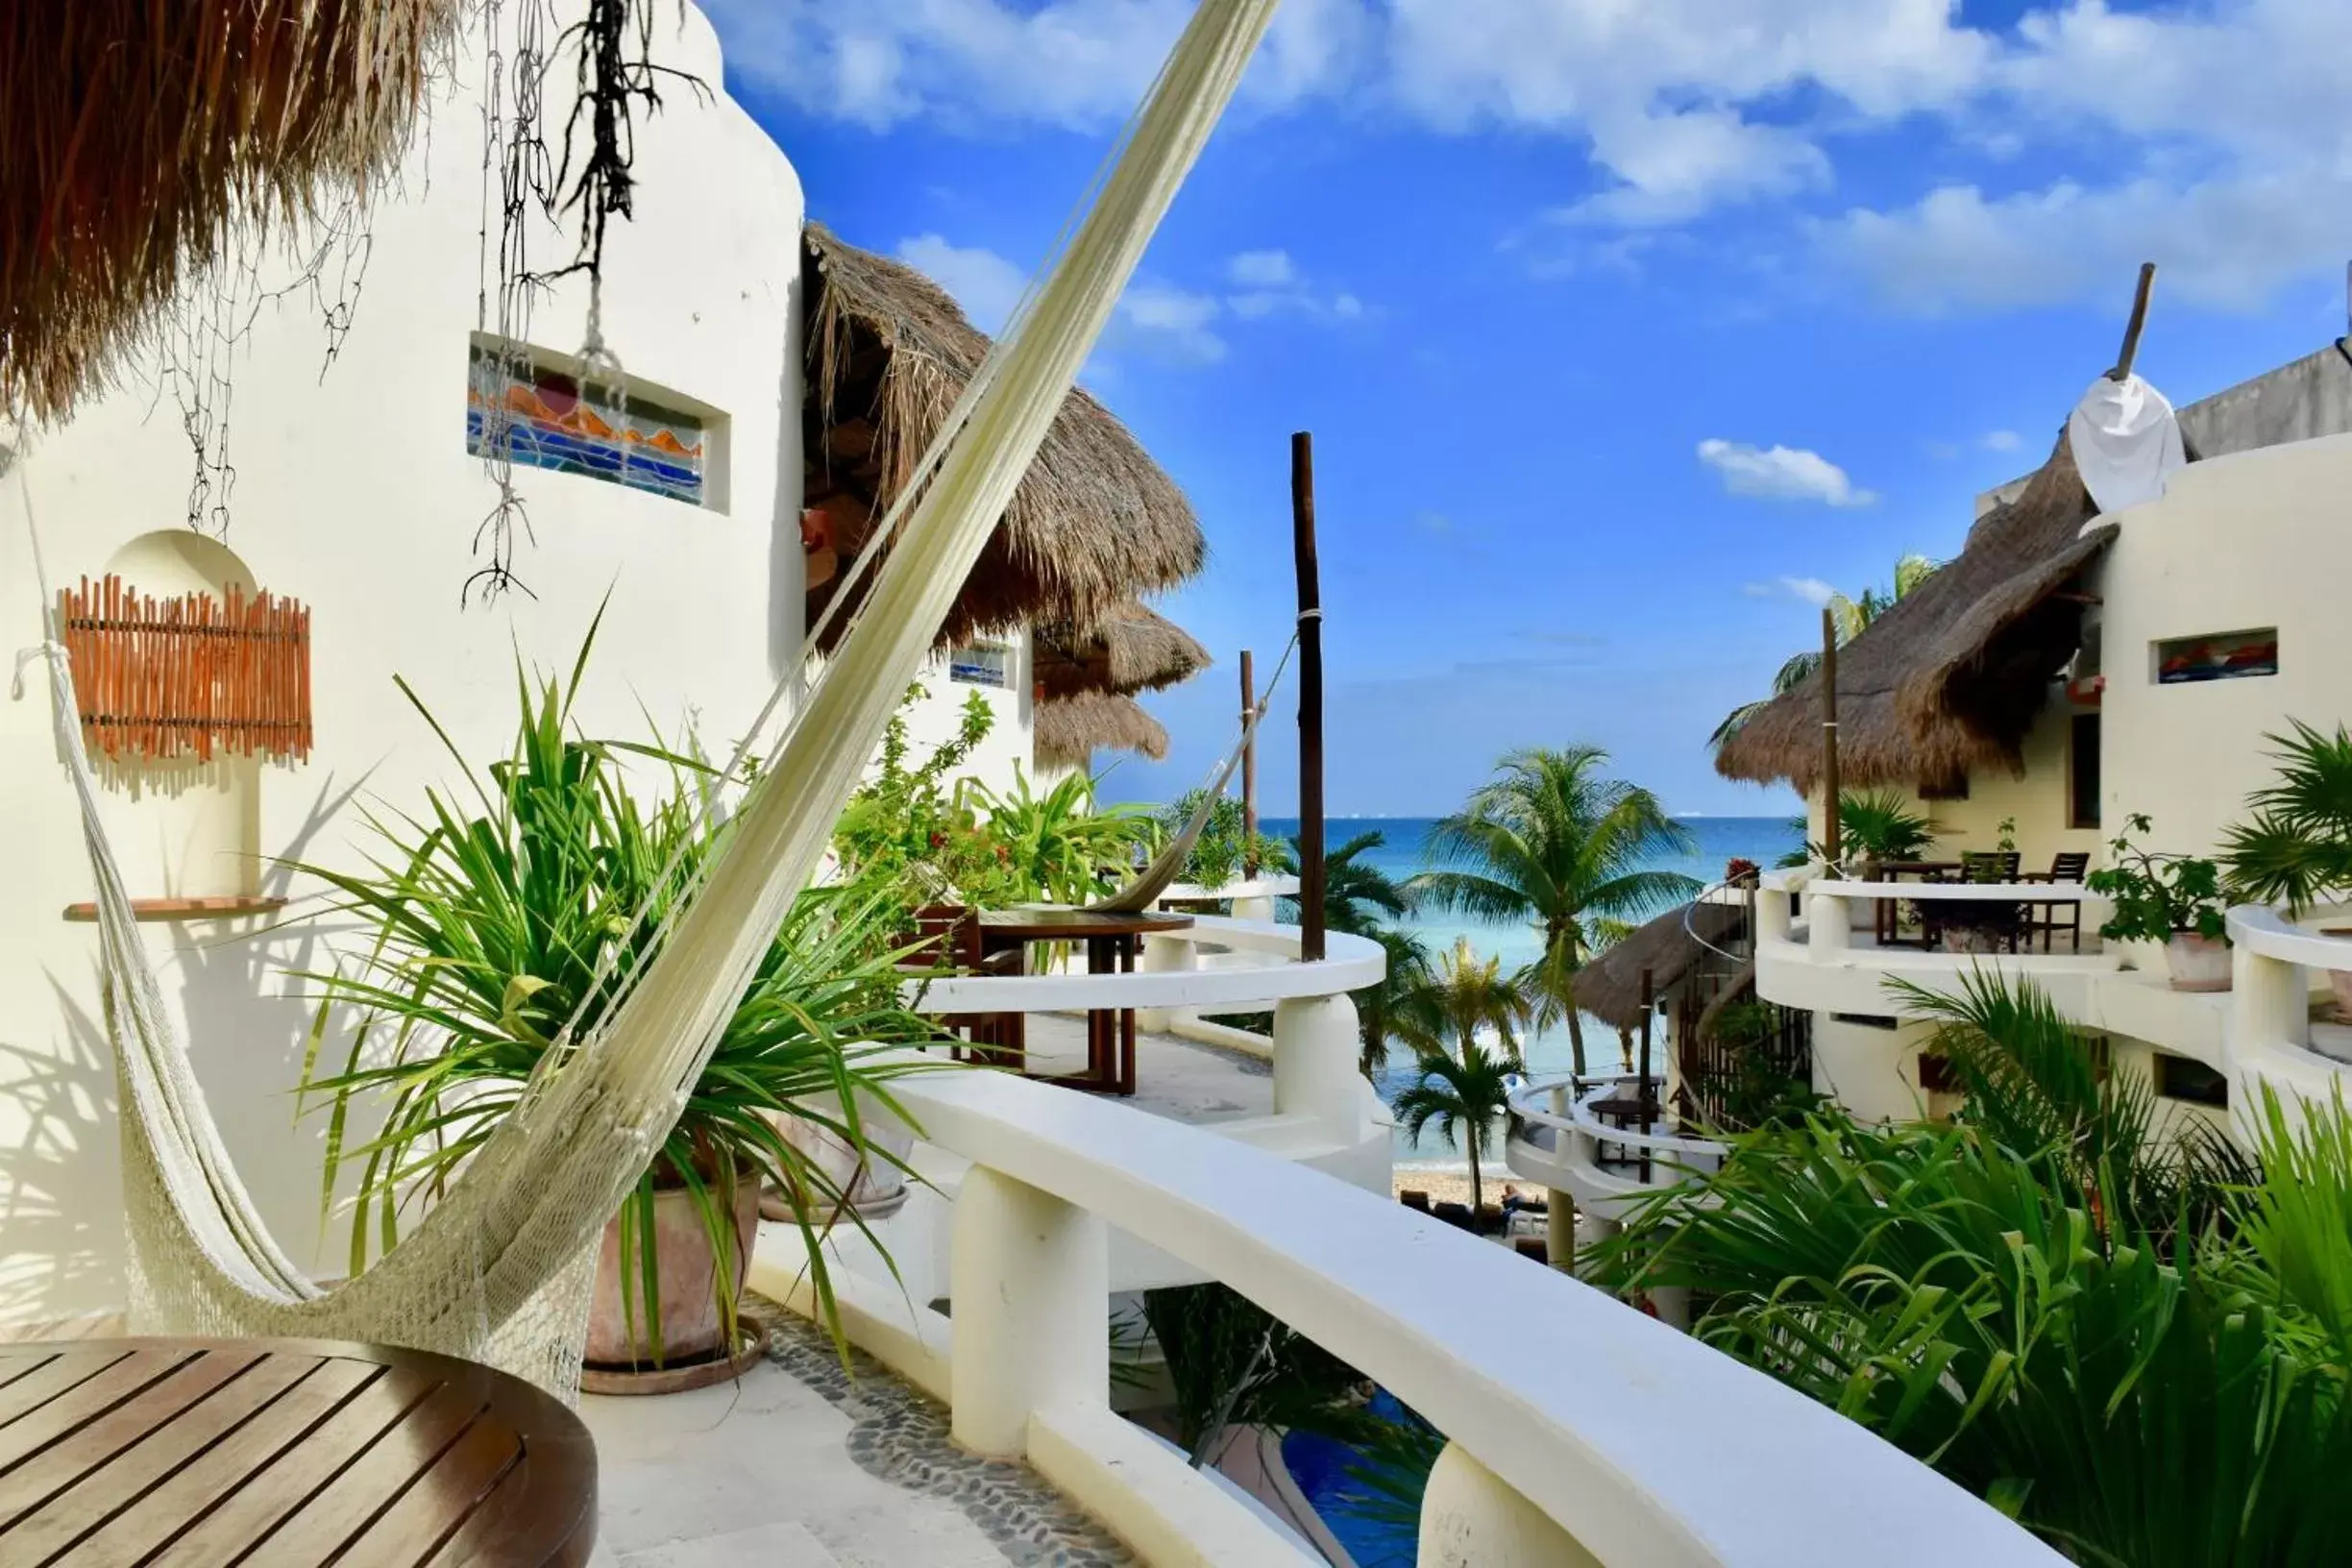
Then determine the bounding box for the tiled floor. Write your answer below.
[583,1304,1137,1568]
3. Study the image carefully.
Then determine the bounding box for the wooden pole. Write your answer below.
[1291,432,1326,964]
[1637,968,1656,1182]
[1239,648,1259,878]
[2109,262,2156,382]
[1822,606,1842,870]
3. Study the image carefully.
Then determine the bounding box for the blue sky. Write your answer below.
[702,0,2352,816]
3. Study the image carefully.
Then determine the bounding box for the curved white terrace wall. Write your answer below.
[0,1,804,1323]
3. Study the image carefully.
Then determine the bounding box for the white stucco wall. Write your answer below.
[2094,430,2352,864]
[897,635,1038,797]
[0,3,806,1323]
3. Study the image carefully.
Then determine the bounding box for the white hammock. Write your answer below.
[21,0,1284,1398]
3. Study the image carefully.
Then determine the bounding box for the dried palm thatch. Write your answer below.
[1035,600,1212,701]
[1576,900,1748,1030]
[1035,691,1169,772]
[1716,429,2112,794]
[2,0,460,422]
[803,224,1205,648]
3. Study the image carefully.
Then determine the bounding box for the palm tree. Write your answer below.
[1287,829,1413,936]
[1356,926,1433,1080]
[1711,553,1939,751]
[1388,940,1530,1215]
[1409,747,1697,1076]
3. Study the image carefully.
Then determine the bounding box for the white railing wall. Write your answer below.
[755,1064,2063,1568]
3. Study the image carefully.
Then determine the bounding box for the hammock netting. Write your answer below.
[28,0,1284,1400]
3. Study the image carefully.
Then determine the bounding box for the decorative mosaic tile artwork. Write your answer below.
[467,344,705,505]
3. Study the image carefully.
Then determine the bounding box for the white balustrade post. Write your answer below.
[1808,886,1850,953]
[1418,1442,1601,1567]
[1544,1087,1575,1271]
[1135,932,1196,1033]
[1756,885,1792,944]
[949,1164,1109,1459]
[1274,992,1362,1140]
[2231,942,2311,1074]
[1231,890,1277,923]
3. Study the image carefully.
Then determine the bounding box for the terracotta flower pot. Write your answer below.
[2165,932,2233,992]
[585,1174,761,1370]
[764,1100,918,1224]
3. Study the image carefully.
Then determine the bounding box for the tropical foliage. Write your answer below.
[1156,787,1293,891]
[1411,746,1696,1074]
[961,767,1163,906]
[2088,813,2228,943]
[1139,1283,1377,1464]
[1711,553,1939,750]
[294,633,943,1362]
[1288,829,1413,936]
[1587,970,2352,1567]
[2222,721,2352,912]
[1388,939,1529,1215]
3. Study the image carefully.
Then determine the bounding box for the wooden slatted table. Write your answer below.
[0,1337,596,1566]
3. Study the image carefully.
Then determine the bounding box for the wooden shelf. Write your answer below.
[61,895,288,923]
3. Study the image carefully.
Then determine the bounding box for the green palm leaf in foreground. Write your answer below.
[1590,970,2352,1565]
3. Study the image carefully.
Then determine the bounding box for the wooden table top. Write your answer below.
[975,909,1195,939]
[0,1336,596,1567]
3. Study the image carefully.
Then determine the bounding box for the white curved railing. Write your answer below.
[754,1062,2061,1567]
[2226,905,2352,1099]
[1505,1074,1727,1221]
[913,914,1382,1015]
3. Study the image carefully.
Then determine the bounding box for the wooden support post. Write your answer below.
[1240,648,1259,878]
[1292,432,1326,965]
[2109,262,2157,383]
[1636,968,1655,1184]
[1821,607,1841,871]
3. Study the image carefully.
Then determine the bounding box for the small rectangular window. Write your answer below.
[1831,1013,1901,1031]
[466,335,724,510]
[1916,1053,1958,1093]
[2154,627,2277,685]
[2070,712,2101,829]
[948,643,1011,689]
[2154,1052,2228,1108]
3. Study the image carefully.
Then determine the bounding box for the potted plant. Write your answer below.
[298,633,941,1383]
[1815,790,1939,873]
[2222,722,2352,1015]
[2088,814,2231,991]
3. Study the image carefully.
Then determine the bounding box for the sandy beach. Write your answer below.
[1389,1167,1540,1209]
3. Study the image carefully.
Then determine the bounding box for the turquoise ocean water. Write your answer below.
[1260,815,1803,1167]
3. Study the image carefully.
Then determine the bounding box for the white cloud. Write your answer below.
[1227,250,1298,288]
[1699,439,1876,507]
[1982,429,2022,453]
[895,233,1028,334]
[1117,282,1227,364]
[1743,576,1837,605]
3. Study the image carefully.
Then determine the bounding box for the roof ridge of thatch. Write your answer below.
[803,224,1205,644]
[1035,598,1212,699]
[1715,426,2106,792]
[1578,900,1747,1029]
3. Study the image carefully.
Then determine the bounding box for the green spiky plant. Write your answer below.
[293,620,943,1367]
[960,766,1164,905]
[2222,722,2352,913]
[1587,971,2352,1566]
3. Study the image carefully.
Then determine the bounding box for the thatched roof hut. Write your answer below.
[1035,691,1169,772]
[3,0,458,421]
[1577,900,1748,1030]
[1034,600,1211,702]
[802,225,1206,649]
[1715,430,2110,793]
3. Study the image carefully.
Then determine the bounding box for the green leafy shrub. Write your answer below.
[1157,788,1292,891]
[2088,813,2227,943]
[2222,721,2352,912]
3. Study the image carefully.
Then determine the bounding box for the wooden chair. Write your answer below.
[902,905,1027,1066]
[2023,850,2093,952]
[1923,853,2024,952]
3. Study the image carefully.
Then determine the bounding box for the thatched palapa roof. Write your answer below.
[3,1,458,421]
[1035,600,1212,702]
[802,225,1206,648]
[1035,692,1169,772]
[1715,430,2111,793]
[1577,900,1748,1030]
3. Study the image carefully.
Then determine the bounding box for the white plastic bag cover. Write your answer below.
[2068,372,2185,516]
